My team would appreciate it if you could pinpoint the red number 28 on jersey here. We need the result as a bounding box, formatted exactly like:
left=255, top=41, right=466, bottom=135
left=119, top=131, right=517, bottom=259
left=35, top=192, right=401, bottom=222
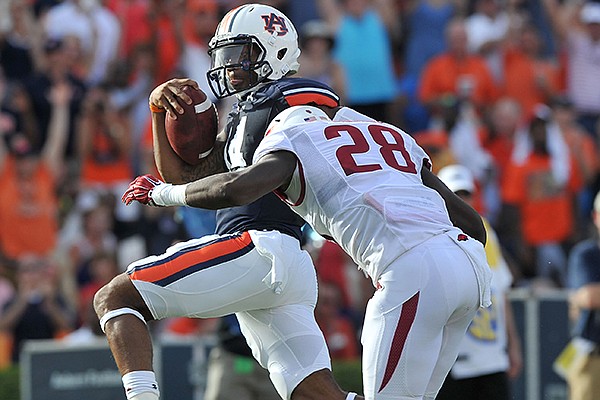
left=324, top=124, right=417, bottom=176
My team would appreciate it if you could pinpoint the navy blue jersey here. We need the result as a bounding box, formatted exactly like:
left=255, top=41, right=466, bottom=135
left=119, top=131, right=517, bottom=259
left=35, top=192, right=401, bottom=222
left=215, top=77, right=340, bottom=240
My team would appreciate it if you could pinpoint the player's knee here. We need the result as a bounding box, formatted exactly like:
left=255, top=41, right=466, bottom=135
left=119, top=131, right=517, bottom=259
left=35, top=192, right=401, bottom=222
left=93, top=275, right=121, bottom=317
left=93, top=281, right=111, bottom=319
left=93, top=274, right=148, bottom=324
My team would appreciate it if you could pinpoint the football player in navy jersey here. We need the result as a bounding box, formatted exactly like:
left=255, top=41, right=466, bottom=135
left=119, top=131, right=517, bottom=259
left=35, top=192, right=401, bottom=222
left=94, top=4, right=361, bottom=400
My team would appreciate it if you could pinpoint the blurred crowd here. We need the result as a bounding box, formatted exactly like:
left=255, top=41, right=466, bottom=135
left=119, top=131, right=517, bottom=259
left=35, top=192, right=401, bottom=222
left=0, top=0, right=599, bottom=371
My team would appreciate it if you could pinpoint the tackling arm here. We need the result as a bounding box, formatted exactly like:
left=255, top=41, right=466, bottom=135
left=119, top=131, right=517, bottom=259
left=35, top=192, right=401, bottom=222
left=122, top=151, right=297, bottom=209
left=421, top=166, right=487, bottom=245
left=184, top=151, right=297, bottom=209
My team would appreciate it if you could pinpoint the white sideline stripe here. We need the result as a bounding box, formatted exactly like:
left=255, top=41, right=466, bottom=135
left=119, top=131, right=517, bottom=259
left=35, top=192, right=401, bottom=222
left=195, top=99, right=213, bottom=114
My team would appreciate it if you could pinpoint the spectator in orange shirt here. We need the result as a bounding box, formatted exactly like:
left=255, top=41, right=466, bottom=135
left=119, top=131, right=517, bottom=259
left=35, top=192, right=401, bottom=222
left=315, top=281, right=359, bottom=361
left=501, top=24, right=561, bottom=119
left=77, top=85, right=141, bottom=234
left=0, top=81, right=70, bottom=261
left=78, top=85, right=133, bottom=191
left=418, top=18, right=499, bottom=125
left=481, top=97, right=524, bottom=186
left=106, top=0, right=185, bottom=86
left=480, top=97, right=525, bottom=224
left=501, top=106, right=581, bottom=287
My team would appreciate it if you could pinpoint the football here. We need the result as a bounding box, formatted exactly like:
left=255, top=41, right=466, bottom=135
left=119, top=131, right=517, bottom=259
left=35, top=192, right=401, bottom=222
left=164, top=86, right=218, bottom=165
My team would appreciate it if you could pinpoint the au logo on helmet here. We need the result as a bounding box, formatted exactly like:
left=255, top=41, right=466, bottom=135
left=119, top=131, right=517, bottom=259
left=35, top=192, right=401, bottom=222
left=261, top=13, right=288, bottom=36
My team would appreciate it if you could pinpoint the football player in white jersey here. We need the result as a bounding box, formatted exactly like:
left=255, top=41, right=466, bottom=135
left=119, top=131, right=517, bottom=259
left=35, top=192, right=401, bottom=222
left=123, top=105, right=492, bottom=399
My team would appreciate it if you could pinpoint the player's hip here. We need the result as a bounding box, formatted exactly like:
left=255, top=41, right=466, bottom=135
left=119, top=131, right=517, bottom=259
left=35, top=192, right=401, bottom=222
left=372, top=230, right=487, bottom=307
left=126, top=230, right=317, bottom=319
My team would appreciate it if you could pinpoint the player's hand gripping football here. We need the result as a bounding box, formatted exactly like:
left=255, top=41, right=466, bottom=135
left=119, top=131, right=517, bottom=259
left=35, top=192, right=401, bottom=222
left=148, top=78, right=199, bottom=117
left=122, top=174, right=165, bottom=206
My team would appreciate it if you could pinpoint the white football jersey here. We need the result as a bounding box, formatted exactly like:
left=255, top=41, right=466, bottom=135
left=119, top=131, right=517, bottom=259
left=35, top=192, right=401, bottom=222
left=254, top=108, right=456, bottom=282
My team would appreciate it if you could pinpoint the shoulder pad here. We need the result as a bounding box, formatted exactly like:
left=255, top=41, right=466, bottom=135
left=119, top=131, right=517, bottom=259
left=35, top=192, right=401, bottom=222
left=256, top=78, right=340, bottom=108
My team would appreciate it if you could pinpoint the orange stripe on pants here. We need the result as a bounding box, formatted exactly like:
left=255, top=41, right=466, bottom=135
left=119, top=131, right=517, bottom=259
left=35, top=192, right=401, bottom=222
left=129, top=232, right=253, bottom=284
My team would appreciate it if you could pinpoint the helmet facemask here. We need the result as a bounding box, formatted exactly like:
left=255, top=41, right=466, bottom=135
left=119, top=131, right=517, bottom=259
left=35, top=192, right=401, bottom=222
left=207, top=35, right=273, bottom=99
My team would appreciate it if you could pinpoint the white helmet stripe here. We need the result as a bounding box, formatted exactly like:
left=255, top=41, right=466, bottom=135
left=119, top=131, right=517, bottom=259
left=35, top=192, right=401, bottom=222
left=223, top=5, right=246, bottom=34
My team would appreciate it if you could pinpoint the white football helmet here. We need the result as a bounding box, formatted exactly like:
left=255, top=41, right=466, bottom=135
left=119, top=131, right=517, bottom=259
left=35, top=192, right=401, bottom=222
left=267, top=105, right=331, bottom=134
left=207, top=4, right=301, bottom=99
left=437, top=164, right=476, bottom=194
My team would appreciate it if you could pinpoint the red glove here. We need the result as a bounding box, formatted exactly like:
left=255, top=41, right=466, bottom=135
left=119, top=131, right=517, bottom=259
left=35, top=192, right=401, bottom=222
left=122, top=174, right=164, bottom=206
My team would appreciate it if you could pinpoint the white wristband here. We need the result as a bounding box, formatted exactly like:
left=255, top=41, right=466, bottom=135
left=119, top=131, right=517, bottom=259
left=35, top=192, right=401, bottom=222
left=151, top=183, right=188, bottom=206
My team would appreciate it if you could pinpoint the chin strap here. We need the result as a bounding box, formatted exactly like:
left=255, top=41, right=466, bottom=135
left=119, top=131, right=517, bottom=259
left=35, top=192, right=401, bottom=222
left=346, top=393, right=357, bottom=400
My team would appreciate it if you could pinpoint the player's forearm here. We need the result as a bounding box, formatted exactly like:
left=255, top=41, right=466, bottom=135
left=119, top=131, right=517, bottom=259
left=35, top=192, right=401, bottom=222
left=149, top=170, right=266, bottom=209
left=184, top=172, right=260, bottom=209
left=150, top=152, right=294, bottom=209
left=183, top=153, right=294, bottom=208
left=152, top=111, right=187, bottom=181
